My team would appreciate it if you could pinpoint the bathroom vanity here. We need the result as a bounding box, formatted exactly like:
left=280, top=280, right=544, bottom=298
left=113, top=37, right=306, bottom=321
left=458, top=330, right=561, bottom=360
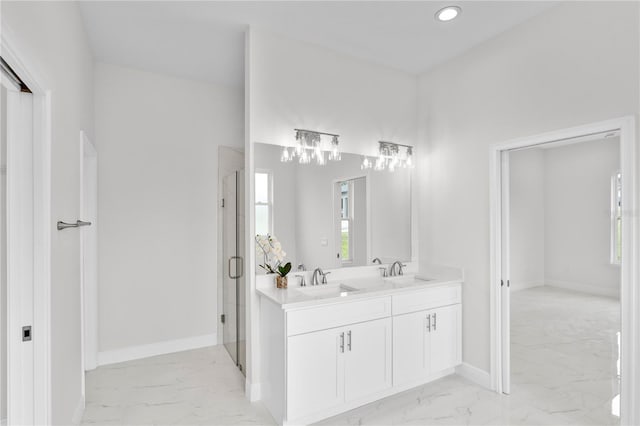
left=257, top=272, right=462, bottom=425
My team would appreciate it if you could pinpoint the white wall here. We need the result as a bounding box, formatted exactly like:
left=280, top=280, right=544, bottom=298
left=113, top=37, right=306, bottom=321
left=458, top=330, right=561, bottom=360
left=418, top=2, right=639, bottom=373
left=249, top=29, right=418, bottom=156
left=509, top=138, right=621, bottom=296
left=95, top=63, right=243, bottom=354
left=544, top=138, right=621, bottom=296
left=509, top=148, right=545, bottom=291
left=2, top=2, right=95, bottom=423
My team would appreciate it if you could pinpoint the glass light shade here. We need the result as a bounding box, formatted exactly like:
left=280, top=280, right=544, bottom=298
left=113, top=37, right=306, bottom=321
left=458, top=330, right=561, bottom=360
left=329, top=136, right=341, bottom=161
left=280, top=147, right=292, bottom=162
left=295, top=132, right=303, bottom=155
left=361, top=156, right=372, bottom=170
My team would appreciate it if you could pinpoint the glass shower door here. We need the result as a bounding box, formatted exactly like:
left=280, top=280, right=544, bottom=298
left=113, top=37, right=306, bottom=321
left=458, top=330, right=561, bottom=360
left=222, top=170, right=245, bottom=374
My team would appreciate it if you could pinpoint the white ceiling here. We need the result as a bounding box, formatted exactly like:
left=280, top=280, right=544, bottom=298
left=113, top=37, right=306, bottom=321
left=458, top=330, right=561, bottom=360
left=79, top=1, right=557, bottom=88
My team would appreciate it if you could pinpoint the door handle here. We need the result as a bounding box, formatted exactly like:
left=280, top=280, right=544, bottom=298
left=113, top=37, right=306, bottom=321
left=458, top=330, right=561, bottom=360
left=426, top=314, right=431, bottom=332
left=340, top=332, right=345, bottom=353
left=57, top=219, right=92, bottom=230
left=228, top=256, right=243, bottom=279
left=432, top=313, right=437, bottom=331
left=347, top=330, right=352, bottom=351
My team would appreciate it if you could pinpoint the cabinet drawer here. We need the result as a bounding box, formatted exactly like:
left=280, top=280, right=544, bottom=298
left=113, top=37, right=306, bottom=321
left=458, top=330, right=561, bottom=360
left=287, top=297, right=391, bottom=336
left=392, top=284, right=461, bottom=315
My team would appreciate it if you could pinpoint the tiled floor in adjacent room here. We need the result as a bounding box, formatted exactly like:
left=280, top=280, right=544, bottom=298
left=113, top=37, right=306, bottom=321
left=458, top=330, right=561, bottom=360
left=82, top=286, right=620, bottom=425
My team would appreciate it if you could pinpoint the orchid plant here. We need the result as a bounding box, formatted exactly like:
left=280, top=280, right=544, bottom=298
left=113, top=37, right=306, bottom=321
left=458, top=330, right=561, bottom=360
left=255, top=234, right=292, bottom=277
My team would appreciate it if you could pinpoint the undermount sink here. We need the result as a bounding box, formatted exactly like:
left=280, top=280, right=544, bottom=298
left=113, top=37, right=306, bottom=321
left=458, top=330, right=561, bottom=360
left=384, top=274, right=432, bottom=285
left=296, top=283, right=360, bottom=297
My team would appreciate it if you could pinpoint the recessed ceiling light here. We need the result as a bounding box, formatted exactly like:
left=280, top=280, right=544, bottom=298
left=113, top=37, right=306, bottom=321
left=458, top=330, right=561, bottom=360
left=435, top=6, right=461, bottom=22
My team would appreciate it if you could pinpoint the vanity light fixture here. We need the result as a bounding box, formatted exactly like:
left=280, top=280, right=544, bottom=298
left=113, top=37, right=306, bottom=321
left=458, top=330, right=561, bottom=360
left=281, top=129, right=342, bottom=166
left=362, top=141, right=415, bottom=172
left=435, top=5, right=461, bottom=22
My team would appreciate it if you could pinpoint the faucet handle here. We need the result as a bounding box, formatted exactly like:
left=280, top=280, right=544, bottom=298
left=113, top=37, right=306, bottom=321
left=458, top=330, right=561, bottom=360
left=400, top=263, right=407, bottom=275
left=379, top=267, right=388, bottom=277
left=296, top=274, right=306, bottom=287
left=322, top=271, right=331, bottom=284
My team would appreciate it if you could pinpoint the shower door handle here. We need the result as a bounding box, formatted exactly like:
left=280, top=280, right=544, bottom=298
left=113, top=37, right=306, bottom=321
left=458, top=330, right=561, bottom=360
left=228, top=256, right=243, bottom=279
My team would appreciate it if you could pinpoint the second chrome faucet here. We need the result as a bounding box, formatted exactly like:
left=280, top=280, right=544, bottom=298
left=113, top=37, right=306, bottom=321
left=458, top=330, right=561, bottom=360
left=311, top=267, right=331, bottom=285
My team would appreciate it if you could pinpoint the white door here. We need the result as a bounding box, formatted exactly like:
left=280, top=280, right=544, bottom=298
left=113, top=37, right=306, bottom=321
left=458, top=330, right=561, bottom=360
left=344, top=317, right=392, bottom=402
left=393, top=310, right=429, bottom=386
left=287, top=328, right=344, bottom=420
left=500, top=151, right=511, bottom=394
left=428, top=304, right=461, bottom=373
left=5, top=85, right=35, bottom=424
left=80, top=132, right=98, bottom=376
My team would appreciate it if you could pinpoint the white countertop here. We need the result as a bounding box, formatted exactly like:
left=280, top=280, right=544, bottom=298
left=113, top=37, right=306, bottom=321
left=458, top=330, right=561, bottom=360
left=257, top=268, right=463, bottom=309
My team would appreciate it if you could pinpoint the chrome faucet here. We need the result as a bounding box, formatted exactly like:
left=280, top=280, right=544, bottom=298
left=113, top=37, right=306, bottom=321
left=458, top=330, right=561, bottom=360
left=372, top=257, right=382, bottom=265
left=312, top=268, right=331, bottom=285
left=389, top=260, right=406, bottom=276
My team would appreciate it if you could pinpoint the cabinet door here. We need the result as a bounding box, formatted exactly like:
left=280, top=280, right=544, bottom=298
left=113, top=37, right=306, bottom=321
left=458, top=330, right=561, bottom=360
left=287, top=328, right=345, bottom=420
left=428, top=304, right=461, bottom=373
left=393, top=310, right=429, bottom=386
left=344, top=317, right=392, bottom=402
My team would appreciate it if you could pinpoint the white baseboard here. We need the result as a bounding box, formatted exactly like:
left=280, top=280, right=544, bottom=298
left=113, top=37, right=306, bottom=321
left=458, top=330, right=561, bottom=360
left=246, top=378, right=261, bottom=402
left=546, top=280, right=619, bottom=298
left=510, top=280, right=544, bottom=292
left=97, top=333, right=217, bottom=366
left=71, top=394, right=85, bottom=425
left=456, top=362, right=492, bottom=389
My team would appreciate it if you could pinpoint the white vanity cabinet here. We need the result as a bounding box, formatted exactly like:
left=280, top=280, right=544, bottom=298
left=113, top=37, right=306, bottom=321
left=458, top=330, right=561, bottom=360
left=393, top=304, right=461, bottom=387
left=287, top=317, right=392, bottom=420
left=392, top=284, right=462, bottom=387
left=258, top=280, right=462, bottom=426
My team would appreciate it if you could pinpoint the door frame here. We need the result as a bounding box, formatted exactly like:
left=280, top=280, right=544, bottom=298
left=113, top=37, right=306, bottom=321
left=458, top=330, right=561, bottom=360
left=1, top=28, right=53, bottom=425
left=489, top=116, right=638, bottom=424
left=80, top=131, right=98, bottom=378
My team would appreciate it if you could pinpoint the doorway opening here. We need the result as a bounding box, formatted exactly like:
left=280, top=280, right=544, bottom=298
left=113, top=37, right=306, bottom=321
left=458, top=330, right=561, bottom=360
left=218, top=147, right=246, bottom=375
left=508, top=133, right=621, bottom=424
left=490, top=117, right=638, bottom=425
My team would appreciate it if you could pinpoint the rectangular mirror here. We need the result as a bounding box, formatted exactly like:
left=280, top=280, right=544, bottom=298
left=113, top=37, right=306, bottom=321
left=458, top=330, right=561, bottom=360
left=254, top=142, right=411, bottom=271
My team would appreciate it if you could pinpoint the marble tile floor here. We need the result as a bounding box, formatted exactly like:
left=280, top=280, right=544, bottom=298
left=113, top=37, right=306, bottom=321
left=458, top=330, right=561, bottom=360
left=82, top=286, right=620, bottom=425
